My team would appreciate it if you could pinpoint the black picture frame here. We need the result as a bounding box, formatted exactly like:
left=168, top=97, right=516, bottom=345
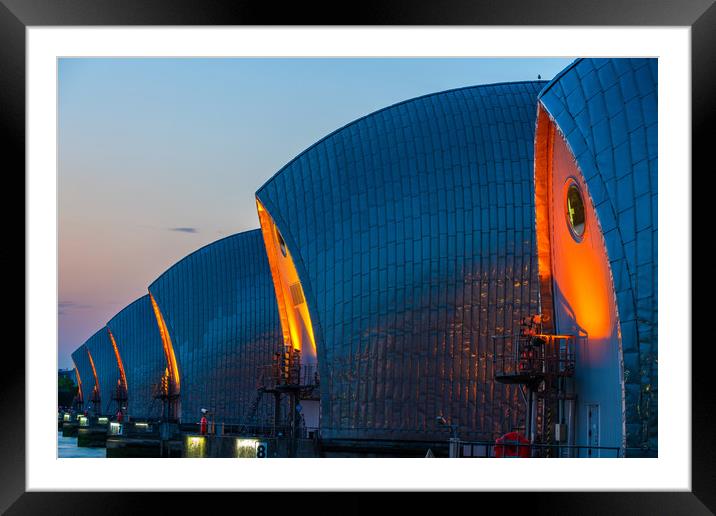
left=4, top=0, right=712, bottom=512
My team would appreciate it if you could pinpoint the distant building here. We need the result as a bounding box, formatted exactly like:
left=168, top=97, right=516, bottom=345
left=58, top=368, right=78, bottom=408
left=58, top=368, right=75, bottom=380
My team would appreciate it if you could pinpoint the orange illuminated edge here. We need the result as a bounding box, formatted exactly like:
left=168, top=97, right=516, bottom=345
left=86, top=347, right=100, bottom=398
left=72, top=360, right=83, bottom=402
left=533, top=104, right=556, bottom=332
left=107, top=328, right=128, bottom=391
left=256, top=198, right=317, bottom=357
left=535, top=103, right=623, bottom=342
left=149, top=292, right=180, bottom=391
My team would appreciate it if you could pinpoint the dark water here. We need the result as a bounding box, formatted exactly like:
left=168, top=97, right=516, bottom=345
left=58, top=431, right=106, bottom=458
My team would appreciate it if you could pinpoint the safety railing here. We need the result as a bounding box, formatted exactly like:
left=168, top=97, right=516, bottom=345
left=179, top=421, right=292, bottom=437
left=256, top=363, right=320, bottom=390
left=458, top=440, right=622, bottom=458
left=492, top=333, right=580, bottom=382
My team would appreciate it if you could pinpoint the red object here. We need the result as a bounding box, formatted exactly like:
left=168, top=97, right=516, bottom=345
left=200, top=416, right=207, bottom=435
left=494, top=431, right=531, bottom=458
left=116, top=411, right=123, bottom=423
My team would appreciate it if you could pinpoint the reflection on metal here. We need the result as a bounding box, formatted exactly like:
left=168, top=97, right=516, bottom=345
left=256, top=81, right=545, bottom=441
left=533, top=109, right=557, bottom=333
left=537, top=58, right=657, bottom=455
left=107, top=328, right=128, bottom=407
left=84, top=327, right=123, bottom=416
left=72, top=361, right=84, bottom=407
left=86, top=347, right=100, bottom=406
left=534, top=109, right=622, bottom=454
left=148, top=231, right=283, bottom=426
left=107, top=329, right=127, bottom=390
left=107, top=295, right=166, bottom=420
left=149, top=293, right=180, bottom=393
left=257, top=200, right=318, bottom=364
left=535, top=113, right=618, bottom=342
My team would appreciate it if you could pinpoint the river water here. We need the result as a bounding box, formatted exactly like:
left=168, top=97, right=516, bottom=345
left=58, top=431, right=106, bottom=458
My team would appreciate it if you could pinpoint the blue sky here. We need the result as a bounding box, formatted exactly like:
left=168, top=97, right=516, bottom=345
left=58, top=57, right=574, bottom=369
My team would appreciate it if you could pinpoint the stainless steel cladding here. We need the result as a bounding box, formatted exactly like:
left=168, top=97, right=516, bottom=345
left=83, top=327, right=120, bottom=416
left=106, top=295, right=166, bottom=420
left=147, top=230, right=283, bottom=426
left=71, top=344, right=93, bottom=412
left=256, top=82, right=546, bottom=442
left=537, top=59, right=657, bottom=455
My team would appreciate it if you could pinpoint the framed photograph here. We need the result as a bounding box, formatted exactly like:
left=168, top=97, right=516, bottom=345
left=5, top=0, right=712, bottom=511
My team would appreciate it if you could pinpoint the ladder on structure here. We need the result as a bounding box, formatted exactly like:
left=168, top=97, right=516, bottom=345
left=492, top=314, right=582, bottom=456
left=238, top=388, right=265, bottom=434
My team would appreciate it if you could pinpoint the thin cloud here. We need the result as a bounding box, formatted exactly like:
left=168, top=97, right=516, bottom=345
left=168, top=227, right=199, bottom=234
left=58, top=301, right=92, bottom=316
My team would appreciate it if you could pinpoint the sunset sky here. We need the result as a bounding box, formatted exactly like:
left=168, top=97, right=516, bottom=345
left=58, top=57, right=574, bottom=369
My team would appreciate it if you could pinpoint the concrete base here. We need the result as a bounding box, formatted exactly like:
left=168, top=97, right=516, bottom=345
left=319, top=439, right=450, bottom=457
left=106, top=436, right=162, bottom=458
left=274, top=437, right=318, bottom=458
left=77, top=425, right=108, bottom=448
left=62, top=421, right=79, bottom=437
left=181, top=434, right=318, bottom=458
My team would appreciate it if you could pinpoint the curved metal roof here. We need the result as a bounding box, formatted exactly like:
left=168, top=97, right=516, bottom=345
left=83, top=327, right=119, bottom=416
left=538, top=58, right=658, bottom=454
left=256, top=81, right=545, bottom=441
left=106, top=295, right=166, bottom=420
left=70, top=344, right=93, bottom=410
left=147, top=229, right=282, bottom=425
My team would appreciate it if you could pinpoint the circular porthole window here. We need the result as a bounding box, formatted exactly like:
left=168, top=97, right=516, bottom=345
left=565, top=181, right=586, bottom=240
left=276, top=228, right=288, bottom=257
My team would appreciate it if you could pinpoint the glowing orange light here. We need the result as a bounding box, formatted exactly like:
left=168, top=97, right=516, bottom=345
left=86, top=347, right=100, bottom=398
left=534, top=105, right=617, bottom=342
left=533, top=106, right=556, bottom=332
left=107, top=328, right=128, bottom=391
left=149, top=292, right=180, bottom=391
left=72, top=361, right=83, bottom=402
left=256, top=199, right=317, bottom=362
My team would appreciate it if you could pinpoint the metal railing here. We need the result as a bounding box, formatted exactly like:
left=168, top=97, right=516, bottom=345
left=492, top=333, right=580, bottom=381
left=458, top=440, right=622, bottom=458
left=256, top=363, right=319, bottom=390
left=181, top=421, right=293, bottom=439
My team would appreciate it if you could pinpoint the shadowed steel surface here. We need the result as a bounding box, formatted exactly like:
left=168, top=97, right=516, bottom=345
left=537, top=58, right=657, bottom=454
left=71, top=344, right=93, bottom=412
left=257, top=81, right=545, bottom=441
left=84, top=327, right=121, bottom=416
left=148, top=230, right=283, bottom=425
left=106, top=295, right=166, bottom=420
